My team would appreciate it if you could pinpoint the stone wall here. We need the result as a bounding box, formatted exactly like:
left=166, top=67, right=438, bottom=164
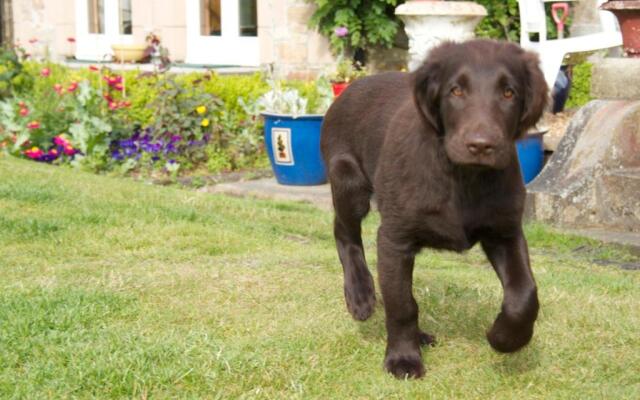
left=11, top=0, right=75, bottom=60
left=258, top=0, right=335, bottom=79
left=8, top=0, right=336, bottom=77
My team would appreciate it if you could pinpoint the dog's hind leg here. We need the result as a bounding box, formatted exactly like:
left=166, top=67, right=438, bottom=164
left=328, top=154, right=376, bottom=321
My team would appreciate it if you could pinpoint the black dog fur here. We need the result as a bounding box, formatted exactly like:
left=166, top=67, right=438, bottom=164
left=320, top=39, right=548, bottom=379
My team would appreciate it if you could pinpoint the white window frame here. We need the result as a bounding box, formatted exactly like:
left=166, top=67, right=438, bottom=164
left=75, top=0, right=134, bottom=61
left=185, top=0, right=260, bottom=66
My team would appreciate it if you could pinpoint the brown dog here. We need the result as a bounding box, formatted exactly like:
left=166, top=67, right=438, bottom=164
left=320, top=39, right=548, bottom=378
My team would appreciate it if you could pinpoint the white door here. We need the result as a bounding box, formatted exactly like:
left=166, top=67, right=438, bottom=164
left=186, top=0, right=259, bottom=66
left=75, top=0, right=134, bottom=61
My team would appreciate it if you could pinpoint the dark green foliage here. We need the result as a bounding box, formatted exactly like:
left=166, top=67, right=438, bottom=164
left=308, top=0, right=402, bottom=54
left=474, top=0, right=521, bottom=41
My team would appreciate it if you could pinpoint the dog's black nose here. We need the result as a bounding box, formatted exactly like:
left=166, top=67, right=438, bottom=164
left=466, top=136, right=495, bottom=156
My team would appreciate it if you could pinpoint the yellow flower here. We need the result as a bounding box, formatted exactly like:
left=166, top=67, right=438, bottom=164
left=201, top=118, right=210, bottom=127
left=196, top=105, right=207, bottom=115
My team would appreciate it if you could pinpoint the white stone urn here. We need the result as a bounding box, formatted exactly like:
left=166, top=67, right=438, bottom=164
left=396, top=1, right=487, bottom=70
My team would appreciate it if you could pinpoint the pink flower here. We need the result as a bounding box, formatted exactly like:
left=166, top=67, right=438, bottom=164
left=49, top=148, right=59, bottom=156
left=28, top=38, right=38, bottom=44
left=53, top=135, right=69, bottom=147
left=18, top=101, right=25, bottom=107
left=113, top=83, right=124, bottom=91
left=53, top=83, right=63, bottom=94
left=40, top=68, right=51, bottom=77
left=19, top=108, right=29, bottom=117
left=27, top=121, right=41, bottom=130
left=67, top=81, right=78, bottom=92
left=108, top=102, right=118, bottom=110
left=334, top=26, right=348, bottom=37
left=25, top=146, right=44, bottom=159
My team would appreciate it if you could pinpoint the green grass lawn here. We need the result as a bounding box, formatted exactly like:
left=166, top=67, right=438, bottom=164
left=1, top=156, right=639, bottom=399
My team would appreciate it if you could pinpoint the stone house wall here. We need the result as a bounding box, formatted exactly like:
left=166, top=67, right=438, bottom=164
left=9, top=0, right=336, bottom=77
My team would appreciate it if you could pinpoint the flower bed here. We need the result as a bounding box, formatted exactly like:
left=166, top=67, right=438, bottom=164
left=0, top=47, right=328, bottom=179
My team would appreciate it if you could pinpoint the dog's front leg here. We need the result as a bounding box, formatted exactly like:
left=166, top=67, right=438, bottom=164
left=482, top=229, right=539, bottom=353
left=377, top=228, right=426, bottom=378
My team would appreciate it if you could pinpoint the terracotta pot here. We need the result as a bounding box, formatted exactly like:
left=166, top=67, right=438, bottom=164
left=331, top=82, right=349, bottom=97
left=601, top=0, right=640, bottom=57
left=111, top=44, right=147, bottom=62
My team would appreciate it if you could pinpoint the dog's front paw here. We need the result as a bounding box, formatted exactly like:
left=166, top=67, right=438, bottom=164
left=487, top=312, right=534, bottom=353
left=344, top=275, right=376, bottom=321
left=384, top=348, right=425, bottom=379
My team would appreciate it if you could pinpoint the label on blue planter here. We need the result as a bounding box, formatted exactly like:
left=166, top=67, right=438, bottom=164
left=272, top=127, right=294, bottom=166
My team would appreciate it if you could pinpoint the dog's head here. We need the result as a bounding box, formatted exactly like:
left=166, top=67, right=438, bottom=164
left=413, top=40, right=548, bottom=169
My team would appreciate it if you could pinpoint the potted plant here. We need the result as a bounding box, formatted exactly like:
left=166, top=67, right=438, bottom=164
left=329, top=57, right=367, bottom=97
left=600, top=0, right=640, bottom=57
left=250, top=80, right=332, bottom=186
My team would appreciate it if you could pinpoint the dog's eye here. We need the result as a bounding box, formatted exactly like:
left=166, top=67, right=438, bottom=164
left=503, top=88, right=515, bottom=99
left=451, top=87, right=463, bottom=97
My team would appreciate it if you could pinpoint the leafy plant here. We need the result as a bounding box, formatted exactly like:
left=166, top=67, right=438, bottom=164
left=0, top=46, right=33, bottom=99
left=474, top=0, right=521, bottom=41
left=308, top=0, right=402, bottom=56
left=329, top=57, right=367, bottom=83
left=566, top=62, right=592, bottom=109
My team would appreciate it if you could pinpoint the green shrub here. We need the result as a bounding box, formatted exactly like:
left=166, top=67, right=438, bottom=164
left=474, top=0, right=521, bottom=41
left=0, top=46, right=33, bottom=99
left=308, top=0, right=402, bottom=55
left=566, top=62, right=592, bottom=109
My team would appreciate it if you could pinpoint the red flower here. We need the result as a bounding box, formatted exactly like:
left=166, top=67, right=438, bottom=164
left=89, top=65, right=99, bottom=72
left=113, top=83, right=124, bottom=91
left=40, top=68, right=51, bottom=77
left=67, top=81, right=78, bottom=92
left=19, top=108, right=29, bottom=117
left=103, top=93, right=114, bottom=103
left=108, top=102, right=119, bottom=110
left=67, top=37, right=76, bottom=43
left=27, top=121, right=41, bottom=130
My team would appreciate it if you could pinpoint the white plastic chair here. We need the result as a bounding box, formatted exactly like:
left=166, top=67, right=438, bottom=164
left=518, top=0, right=622, bottom=88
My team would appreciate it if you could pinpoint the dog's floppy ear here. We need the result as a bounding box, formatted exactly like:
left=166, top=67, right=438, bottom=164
left=413, top=57, right=443, bottom=132
left=518, top=51, right=548, bottom=136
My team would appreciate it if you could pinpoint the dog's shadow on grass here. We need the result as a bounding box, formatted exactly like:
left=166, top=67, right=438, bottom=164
left=354, top=275, right=541, bottom=374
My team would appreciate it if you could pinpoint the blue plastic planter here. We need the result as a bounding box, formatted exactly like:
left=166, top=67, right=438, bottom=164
left=516, top=133, right=544, bottom=184
left=262, top=113, right=327, bottom=186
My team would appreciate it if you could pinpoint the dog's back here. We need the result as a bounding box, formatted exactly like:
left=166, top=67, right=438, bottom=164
left=321, top=72, right=416, bottom=180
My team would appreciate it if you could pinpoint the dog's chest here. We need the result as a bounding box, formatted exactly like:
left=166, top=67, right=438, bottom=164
left=406, top=189, right=514, bottom=252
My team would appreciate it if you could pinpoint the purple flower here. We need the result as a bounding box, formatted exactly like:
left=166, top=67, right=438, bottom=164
left=334, top=26, right=348, bottom=37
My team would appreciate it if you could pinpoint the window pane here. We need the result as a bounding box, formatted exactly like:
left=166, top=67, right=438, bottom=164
left=120, top=0, right=132, bottom=34
left=88, top=0, right=104, bottom=34
left=239, top=0, right=257, bottom=37
left=201, top=0, right=221, bottom=36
